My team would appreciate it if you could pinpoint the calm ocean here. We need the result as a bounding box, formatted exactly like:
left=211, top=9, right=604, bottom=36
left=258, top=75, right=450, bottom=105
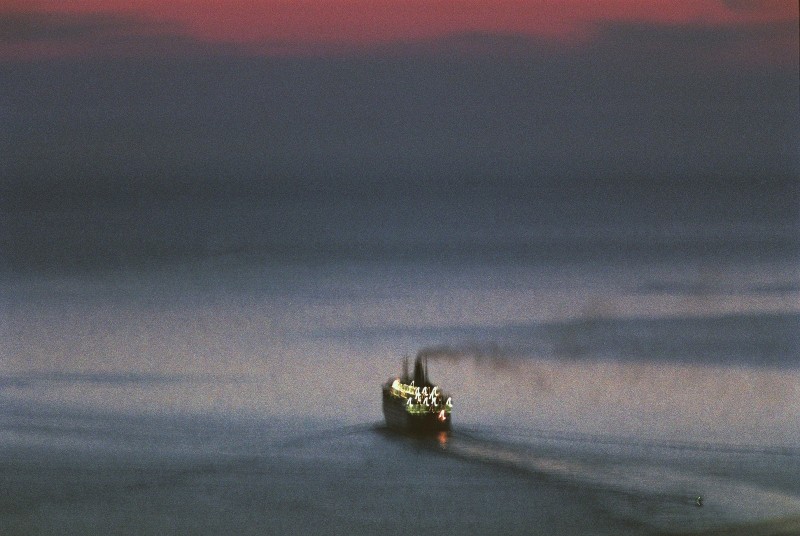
left=2, top=182, right=798, bottom=533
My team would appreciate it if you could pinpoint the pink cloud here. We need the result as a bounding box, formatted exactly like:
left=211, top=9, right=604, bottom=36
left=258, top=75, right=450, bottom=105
left=1, top=1, right=796, bottom=63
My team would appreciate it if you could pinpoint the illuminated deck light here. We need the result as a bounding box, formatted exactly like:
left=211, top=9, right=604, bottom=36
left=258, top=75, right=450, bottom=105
left=386, top=377, right=452, bottom=423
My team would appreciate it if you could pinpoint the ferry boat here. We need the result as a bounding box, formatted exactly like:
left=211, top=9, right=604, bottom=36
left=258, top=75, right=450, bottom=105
left=382, top=354, right=452, bottom=433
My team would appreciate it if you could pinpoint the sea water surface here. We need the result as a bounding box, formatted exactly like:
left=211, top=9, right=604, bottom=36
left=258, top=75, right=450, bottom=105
left=2, top=232, right=799, bottom=534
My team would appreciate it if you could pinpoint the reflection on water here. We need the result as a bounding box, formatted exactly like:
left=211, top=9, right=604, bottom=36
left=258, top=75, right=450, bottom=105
left=2, top=352, right=799, bottom=534
left=430, top=425, right=800, bottom=534
left=2, top=343, right=798, bottom=451
left=2, top=256, right=799, bottom=533
left=437, top=431, right=449, bottom=450
left=429, top=357, right=800, bottom=453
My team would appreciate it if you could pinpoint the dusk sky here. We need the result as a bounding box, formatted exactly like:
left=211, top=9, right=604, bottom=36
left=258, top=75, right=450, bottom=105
left=1, top=1, right=797, bottom=60
left=0, top=0, right=797, bottom=57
